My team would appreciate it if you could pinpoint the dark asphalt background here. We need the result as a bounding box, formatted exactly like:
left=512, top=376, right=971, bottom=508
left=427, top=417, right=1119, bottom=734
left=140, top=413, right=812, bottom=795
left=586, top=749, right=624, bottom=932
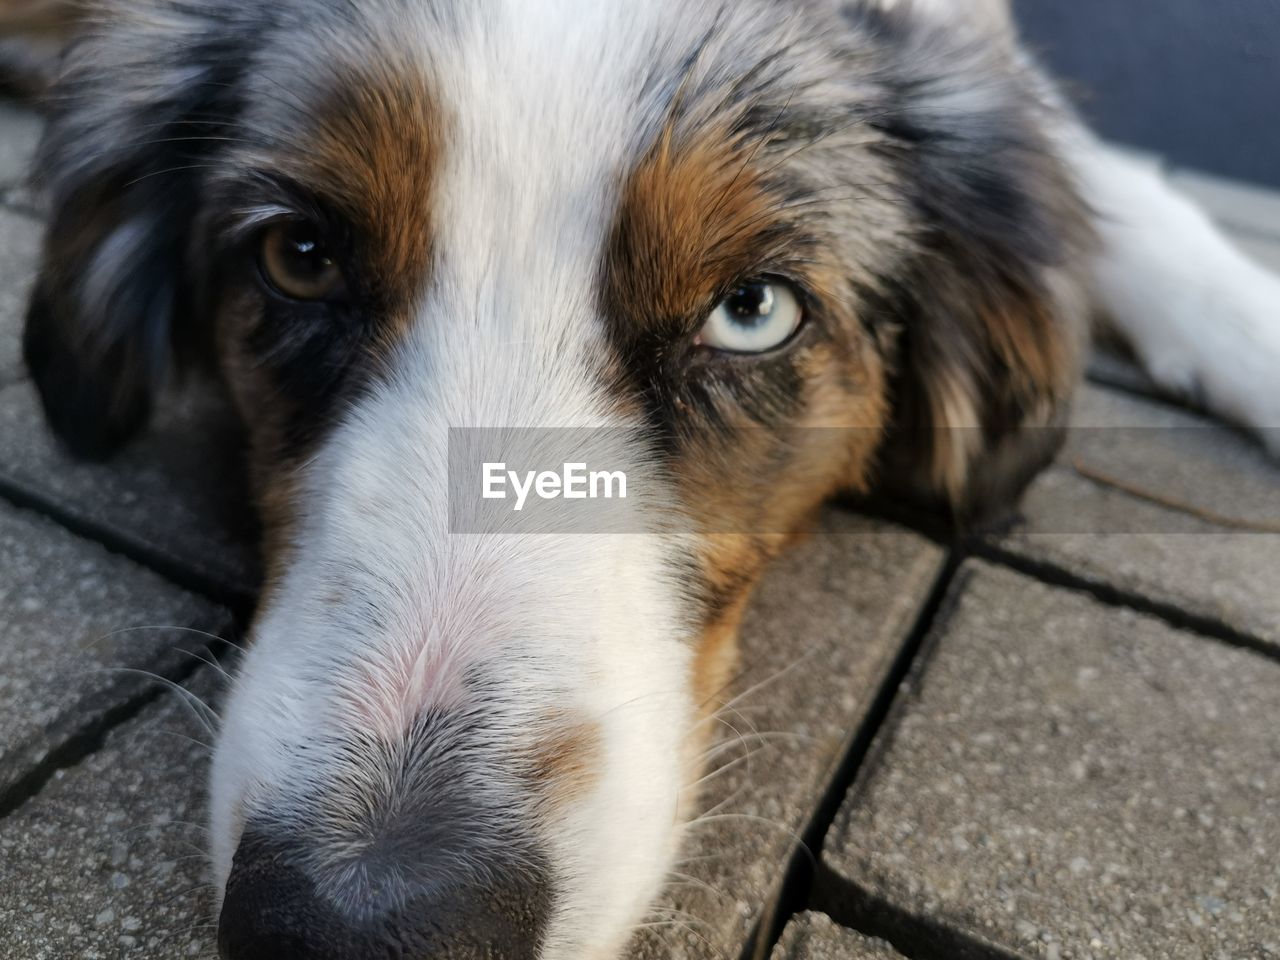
left=1015, top=0, right=1279, bottom=188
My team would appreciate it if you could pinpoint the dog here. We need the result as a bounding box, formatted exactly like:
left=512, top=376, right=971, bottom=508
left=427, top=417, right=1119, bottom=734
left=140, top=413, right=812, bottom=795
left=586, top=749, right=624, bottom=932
left=8, top=0, right=1280, bottom=956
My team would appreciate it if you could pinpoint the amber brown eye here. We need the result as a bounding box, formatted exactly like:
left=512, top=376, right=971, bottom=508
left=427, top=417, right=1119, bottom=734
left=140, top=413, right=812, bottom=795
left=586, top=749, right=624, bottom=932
left=258, top=221, right=343, bottom=300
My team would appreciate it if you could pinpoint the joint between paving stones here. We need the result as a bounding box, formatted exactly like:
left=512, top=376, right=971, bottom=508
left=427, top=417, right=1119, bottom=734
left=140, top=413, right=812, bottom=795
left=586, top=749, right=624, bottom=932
left=758, top=528, right=1280, bottom=959
left=809, top=863, right=1030, bottom=960
left=971, top=540, right=1280, bottom=665
left=0, top=473, right=257, bottom=619
left=743, top=550, right=966, bottom=960
left=0, top=649, right=224, bottom=822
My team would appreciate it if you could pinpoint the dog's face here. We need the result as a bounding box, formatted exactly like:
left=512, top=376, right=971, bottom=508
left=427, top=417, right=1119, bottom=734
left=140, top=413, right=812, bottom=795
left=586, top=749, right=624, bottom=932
left=24, top=0, right=1089, bottom=955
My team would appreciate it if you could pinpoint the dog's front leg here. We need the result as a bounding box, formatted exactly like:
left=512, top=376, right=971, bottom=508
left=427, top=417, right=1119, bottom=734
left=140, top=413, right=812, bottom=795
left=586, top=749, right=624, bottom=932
left=1064, top=129, right=1280, bottom=454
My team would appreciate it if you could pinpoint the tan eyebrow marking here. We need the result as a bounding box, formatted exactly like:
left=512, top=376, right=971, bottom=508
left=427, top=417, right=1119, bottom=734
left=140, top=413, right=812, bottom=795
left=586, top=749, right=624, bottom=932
left=231, top=57, right=446, bottom=321
left=606, top=118, right=783, bottom=329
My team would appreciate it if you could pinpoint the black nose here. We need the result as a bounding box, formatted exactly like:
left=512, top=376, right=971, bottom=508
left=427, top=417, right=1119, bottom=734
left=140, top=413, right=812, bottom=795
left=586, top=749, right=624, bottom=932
left=217, top=829, right=549, bottom=960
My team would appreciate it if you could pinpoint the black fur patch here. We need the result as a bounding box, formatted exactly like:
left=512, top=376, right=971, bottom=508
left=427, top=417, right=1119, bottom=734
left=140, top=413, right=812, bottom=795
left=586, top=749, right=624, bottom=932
left=24, top=2, right=268, bottom=458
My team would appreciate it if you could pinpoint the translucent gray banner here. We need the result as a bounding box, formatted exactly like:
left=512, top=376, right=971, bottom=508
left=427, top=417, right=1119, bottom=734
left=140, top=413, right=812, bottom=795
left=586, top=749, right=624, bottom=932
left=446, top=426, right=1279, bottom=535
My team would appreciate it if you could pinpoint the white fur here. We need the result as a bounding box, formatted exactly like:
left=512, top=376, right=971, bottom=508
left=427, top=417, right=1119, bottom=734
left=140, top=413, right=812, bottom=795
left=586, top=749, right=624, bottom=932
left=212, top=1, right=709, bottom=956
left=1064, top=131, right=1280, bottom=450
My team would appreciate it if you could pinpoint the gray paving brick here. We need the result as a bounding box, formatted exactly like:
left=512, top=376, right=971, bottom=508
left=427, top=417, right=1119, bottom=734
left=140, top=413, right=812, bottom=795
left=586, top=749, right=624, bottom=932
left=628, top=510, right=945, bottom=959
left=0, top=669, right=221, bottom=959
left=1170, top=167, right=1280, bottom=242
left=0, top=205, right=40, bottom=386
left=772, top=913, right=906, bottom=960
left=825, top=562, right=1280, bottom=960
left=0, top=379, right=260, bottom=600
left=992, top=382, right=1280, bottom=651
left=0, top=499, right=229, bottom=799
left=0, top=99, right=41, bottom=191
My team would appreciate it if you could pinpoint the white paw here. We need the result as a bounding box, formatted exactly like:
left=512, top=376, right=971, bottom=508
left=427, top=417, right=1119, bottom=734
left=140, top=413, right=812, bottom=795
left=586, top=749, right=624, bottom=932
left=1138, top=257, right=1280, bottom=457
left=1191, top=263, right=1280, bottom=454
left=1073, top=138, right=1280, bottom=458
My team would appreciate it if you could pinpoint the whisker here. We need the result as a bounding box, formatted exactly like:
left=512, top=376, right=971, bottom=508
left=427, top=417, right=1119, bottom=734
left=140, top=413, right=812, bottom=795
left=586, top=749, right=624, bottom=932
left=684, top=812, right=817, bottom=871
left=705, top=81, right=803, bottom=226
left=122, top=162, right=221, bottom=187
left=633, top=908, right=724, bottom=956
left=699, top=728, right=821, bottom=767
left=116, top=819, right=209, bottom=848
left=703, top=641, right=824, bottom=715
left=148, top=728, right=215, bottom=754
left=689, top=743, right=785, bottom=790
left=99, top=668, right=220, bottom=733
left=663, top=870, right=736, bottom=907
left=81, top=624, right=236, bottom=654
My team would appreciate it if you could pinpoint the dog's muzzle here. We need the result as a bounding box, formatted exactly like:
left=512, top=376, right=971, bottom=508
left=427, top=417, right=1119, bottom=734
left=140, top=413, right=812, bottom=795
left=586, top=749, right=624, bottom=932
left=216, top=825, right=550, bottom=959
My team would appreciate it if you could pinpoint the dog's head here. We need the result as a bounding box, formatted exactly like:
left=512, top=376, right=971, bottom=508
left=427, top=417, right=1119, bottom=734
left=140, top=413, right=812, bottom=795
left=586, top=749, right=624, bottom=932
left=25, top=0, right=1089, bottom=955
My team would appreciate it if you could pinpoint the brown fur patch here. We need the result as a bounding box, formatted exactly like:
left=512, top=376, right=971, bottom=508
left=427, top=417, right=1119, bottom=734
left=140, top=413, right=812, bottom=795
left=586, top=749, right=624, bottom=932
left=604, top=111, right=896, bottom=736
left=607, top=120, right=795, bottom=334
left=262, top=62, right=442, bottom=316
left=688, top=565, right=756, bottom=712
left=528, top=713, right=604, bottom=809
left=884, top=252, right=1091, bottom=514
left=682, top=352, right=890, bottom=715
left=210, top=287, right=303, bottom=605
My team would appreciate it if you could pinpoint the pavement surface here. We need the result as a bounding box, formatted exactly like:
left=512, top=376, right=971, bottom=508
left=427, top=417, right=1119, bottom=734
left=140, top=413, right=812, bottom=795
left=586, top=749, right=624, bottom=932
left=0, top=96, right=1278, bottom=960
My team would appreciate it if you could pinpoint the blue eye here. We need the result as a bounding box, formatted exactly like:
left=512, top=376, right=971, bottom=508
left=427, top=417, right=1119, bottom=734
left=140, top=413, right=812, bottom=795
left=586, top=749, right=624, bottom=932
left=699, top=280, right=803, bottom=353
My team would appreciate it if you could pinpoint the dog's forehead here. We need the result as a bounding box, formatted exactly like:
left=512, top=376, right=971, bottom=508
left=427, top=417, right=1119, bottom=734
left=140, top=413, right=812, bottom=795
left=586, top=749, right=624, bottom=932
left=234, top=0, right=810, bottom=281
left=211, top=0, right=884, bottom=462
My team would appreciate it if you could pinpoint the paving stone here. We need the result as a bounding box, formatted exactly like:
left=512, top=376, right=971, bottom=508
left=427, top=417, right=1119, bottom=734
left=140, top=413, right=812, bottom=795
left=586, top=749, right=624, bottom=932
left=992, top=382, right=1280, bottom=651
left=824, top=561, right=1280, bottom=960
left=772, top=912, right=906, bottom=960
left=628, top=510, right=945, bottom=959
left=0, top=499, right=230, bottom=799
left=0, top=669, right=222, bottom=959
left=0, top=378, right=261, bottom=601
left=1170, top=167, right=1280, bottom=242
left=0, top=99, right=41, bottom=190
left=0, top=205, right=40, bottom=386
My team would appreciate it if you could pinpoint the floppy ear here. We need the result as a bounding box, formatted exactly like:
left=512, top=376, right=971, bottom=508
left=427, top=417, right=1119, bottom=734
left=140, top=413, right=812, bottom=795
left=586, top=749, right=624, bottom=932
left=22, top=1, right=252, bottom=459
left=862, top=6, right=1093, bottom=523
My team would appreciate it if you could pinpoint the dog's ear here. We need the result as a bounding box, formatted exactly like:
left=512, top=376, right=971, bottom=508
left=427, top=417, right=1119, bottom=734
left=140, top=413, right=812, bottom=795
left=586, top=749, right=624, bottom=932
left=22, top=2, right=251, bottom=459
left=862, top=5, right=1093, bottom=525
